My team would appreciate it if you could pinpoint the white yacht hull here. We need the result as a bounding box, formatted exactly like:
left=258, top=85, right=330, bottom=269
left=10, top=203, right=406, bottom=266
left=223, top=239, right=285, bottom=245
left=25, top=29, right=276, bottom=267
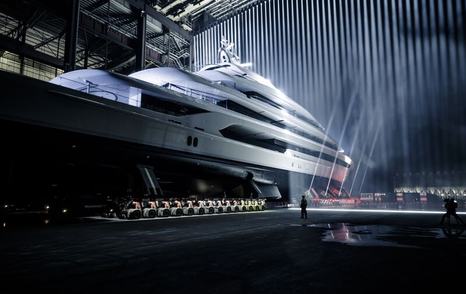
left=0, top=70, right=350, bottom=201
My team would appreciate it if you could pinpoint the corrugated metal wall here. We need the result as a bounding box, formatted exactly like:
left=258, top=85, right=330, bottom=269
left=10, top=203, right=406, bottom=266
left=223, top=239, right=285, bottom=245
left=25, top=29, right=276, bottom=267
left=192, top=0, right=466, bottom=194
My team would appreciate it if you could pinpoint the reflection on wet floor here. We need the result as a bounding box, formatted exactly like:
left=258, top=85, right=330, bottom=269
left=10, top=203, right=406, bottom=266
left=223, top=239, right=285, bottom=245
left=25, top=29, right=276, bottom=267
left=291, top=222, right=466, bottom=248
left=319, top=223, right=416, bottom=248
left=0, top=216, right=58, bottom=229
left=440, top=226, right=466, bottom=239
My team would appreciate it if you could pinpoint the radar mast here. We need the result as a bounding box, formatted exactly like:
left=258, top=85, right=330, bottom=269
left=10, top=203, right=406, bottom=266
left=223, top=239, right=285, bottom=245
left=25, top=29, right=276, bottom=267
left=218, top=38, right=241, bottom=64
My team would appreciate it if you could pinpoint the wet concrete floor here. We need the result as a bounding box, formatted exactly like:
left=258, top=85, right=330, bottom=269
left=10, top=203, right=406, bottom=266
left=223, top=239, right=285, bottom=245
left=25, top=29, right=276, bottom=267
left=1, top=209, right=465, bottom=293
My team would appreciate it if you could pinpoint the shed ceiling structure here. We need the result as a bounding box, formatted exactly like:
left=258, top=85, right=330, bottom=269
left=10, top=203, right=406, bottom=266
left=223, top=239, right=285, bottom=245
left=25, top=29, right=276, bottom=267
left=0, top=0, right=257, bottom=78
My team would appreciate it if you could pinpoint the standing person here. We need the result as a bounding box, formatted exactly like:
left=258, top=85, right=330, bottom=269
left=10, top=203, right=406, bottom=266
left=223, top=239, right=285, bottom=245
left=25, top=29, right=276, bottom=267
left=441, top=198, right=465, bottom=226
left=300, top=195, right=308, bottom=219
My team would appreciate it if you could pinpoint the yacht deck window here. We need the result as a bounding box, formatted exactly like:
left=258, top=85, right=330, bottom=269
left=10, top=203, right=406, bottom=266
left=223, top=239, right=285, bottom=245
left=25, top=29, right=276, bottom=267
left=217, top=100, right=337, bottom=150
left=217, top=100, right=287, bottom=128
left=163, top=83, right=225, bottom=105
left=141, top=94, right=208, bottom=116
left=243, top=91, right=324, bottom=131
left=244, top=91, right=283, bottom=110
left=220, top=127, right=348, bottom=168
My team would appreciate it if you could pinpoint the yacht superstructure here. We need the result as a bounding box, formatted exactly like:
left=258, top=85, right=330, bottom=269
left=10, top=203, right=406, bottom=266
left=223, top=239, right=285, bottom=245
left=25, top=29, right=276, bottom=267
left=0, top=41, right=351, bottom=202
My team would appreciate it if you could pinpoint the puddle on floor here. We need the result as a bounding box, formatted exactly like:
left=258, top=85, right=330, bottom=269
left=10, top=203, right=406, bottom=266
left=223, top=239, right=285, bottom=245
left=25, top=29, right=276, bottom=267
left=319, top=223, right=417, bottom=248
left=436, top=226, right=466, bottom=239
left=290, top=222, right=466, bottom=248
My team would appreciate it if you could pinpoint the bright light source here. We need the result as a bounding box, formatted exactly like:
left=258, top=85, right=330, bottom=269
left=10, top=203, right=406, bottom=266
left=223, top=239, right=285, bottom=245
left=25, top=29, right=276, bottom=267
left=62, top=209, right=68, bottom=213
left=45, top=205, right=50, bottom=210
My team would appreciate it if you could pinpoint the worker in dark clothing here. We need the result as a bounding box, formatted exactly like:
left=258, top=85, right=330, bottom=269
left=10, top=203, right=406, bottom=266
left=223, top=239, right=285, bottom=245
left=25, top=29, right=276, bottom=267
left=300, top=195, right=308, bottom=219
left=441, top=198, right=464, bottom=226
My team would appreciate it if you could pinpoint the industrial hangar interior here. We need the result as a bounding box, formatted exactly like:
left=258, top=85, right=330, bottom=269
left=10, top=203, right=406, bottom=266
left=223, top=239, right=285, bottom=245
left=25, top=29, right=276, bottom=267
left=1, top=0, right=466, bottom=293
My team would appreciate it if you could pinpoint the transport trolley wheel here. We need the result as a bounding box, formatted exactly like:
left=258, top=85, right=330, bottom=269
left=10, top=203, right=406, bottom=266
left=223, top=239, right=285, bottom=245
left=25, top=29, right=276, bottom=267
left=255, top=206, right=260, bottom=211
left=217, top=207, right=224, bottom=213
left=158, top=208, right=170, bottom=217
left=234, top=206, right=240, bottom=212
left=198, top=208, right=205, bottom=215
left=148, top=209, right=156, bottom=218
left=208, top=207, right=214, bottom=214
left=226, top=206, right=232, bottom=213
left=248, top=206, right=254, bottom=212
left=129, top=210, right=141, bottom=219
left=242, top=206, right=247, bottom=212
left=187, top=208, right=194, bottom=215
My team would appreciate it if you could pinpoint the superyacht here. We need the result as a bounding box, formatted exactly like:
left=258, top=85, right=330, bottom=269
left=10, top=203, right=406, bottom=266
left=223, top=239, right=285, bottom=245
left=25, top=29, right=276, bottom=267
left=0, top=41, right=351, bottom=201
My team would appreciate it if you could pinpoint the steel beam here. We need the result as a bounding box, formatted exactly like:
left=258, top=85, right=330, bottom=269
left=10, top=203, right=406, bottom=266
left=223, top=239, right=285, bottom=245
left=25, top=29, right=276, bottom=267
left=33, top=31, right=65, bottom=49
left=64, top=0, right=80, bottom=72
left=85, top=0, right=109, bottom=12
left=135, top=8, right=146, bottom=71
left=19, top=25, right=27, bottom=74
left=0, top=34, right=64, bottom=69
left=127, top=0, right=191, bottom=40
